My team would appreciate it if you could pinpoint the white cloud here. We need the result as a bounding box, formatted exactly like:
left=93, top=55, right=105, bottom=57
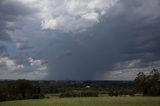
left=82, top=12, right=99, bottom=22
left=29, top=57, right=42, bottom=66
left=105, top=68, right=149, bottom=80
left=105, top=60, right=160, bottom=80
left=42, top=19, right=57, bottom=30
left=0, top=57, right=24, bottom=73
left=0, top=57, right=48, bottom=80
left=114, top=59, right=142, bottom=69
left=16, top=0, right=118, bottom=32
left=28, top=57, right=47, bottom=71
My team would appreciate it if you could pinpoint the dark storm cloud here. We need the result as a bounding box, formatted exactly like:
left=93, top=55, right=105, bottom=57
left=1, top=0, right=160, bottom=80
left=0, top=0, right=33, bottom=19
left=0, top=44, right=7, bottom=56
left=0, top=0, right=35, bottom=56
left=111, top=0, right=160, bottom=62
left=40, top=0, right=160, bottom=80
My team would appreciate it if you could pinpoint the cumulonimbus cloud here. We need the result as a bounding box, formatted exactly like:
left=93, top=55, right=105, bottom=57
left=16, top=0, right=119, bottom=32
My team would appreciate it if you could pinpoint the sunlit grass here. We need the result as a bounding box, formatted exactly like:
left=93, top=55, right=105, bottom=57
left=0, top=96, right=160, bottom=106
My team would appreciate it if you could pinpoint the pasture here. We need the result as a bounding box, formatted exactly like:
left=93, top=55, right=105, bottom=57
left=0, top=96, right=160, bottom=106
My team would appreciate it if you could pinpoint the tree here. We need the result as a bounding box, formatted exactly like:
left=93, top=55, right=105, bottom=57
left=0, top=79, right=44, bottom=101
left=16, top=79, right=34, bottom=98
left=134, top=69, right=160, bottom=96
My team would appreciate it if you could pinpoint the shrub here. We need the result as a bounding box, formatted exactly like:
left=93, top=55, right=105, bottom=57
left=32, top=93, right=45, bottom=99
left=60, top=90, right=98, bottom=97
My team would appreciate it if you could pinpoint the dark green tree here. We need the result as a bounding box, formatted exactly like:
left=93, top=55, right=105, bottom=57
left=134, top=69, right=160, bottom=96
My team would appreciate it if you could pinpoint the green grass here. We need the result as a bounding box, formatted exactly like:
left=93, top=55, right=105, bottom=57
left=0, top=97, right=160, bottom=106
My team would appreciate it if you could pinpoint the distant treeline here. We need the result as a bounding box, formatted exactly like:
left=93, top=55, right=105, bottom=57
left=0, top=69, right=159, bottom=101
left=0, top=79, right=133, bottom=101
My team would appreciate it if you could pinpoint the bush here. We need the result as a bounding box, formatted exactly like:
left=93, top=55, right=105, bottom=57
left=32, top=93, right=45, bottom=99
left=108, top=89, right=134, bottom=96
left=60, top=90, right=98, bottom=97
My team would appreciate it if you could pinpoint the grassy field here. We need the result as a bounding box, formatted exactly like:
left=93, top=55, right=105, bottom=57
left=0, top=96, right=160, bottom=106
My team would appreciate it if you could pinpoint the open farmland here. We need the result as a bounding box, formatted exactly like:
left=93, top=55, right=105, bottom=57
left=0, top=97, right=160, bottom=106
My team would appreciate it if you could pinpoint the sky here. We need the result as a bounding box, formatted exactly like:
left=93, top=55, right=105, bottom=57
left=0, top=0, right=160, bottom=80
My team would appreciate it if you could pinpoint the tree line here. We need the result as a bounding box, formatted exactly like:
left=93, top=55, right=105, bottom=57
left=0, top=69, right=159, bottom=101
